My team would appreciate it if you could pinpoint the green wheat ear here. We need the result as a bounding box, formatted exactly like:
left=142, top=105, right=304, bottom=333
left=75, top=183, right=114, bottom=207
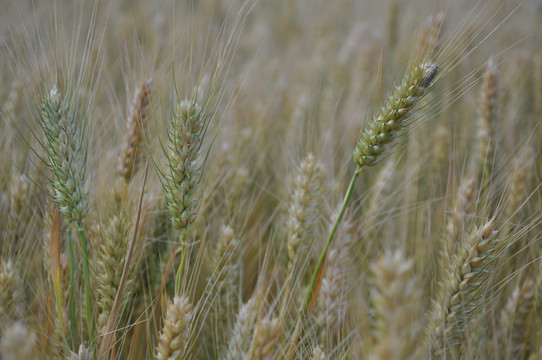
left=40, top=84, right=88, bottom=225
left=161, top=99, right=207, bottom=293
left=353, top=62, right=438, bottom=170
left=163, top=100, right=205, bottom=237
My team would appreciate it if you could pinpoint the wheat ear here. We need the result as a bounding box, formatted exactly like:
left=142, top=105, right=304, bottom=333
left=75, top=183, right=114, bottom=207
left=202, top=224, right=240, bottom=355
left=2, top=76, right=24, bottom=122
left=246, top=317, right=280, bottom=360
left=40, top=84, right=94, bottom=348
left=505, top=151, right=533, bottom=226
left=69, top=345, right=92, bottom=360
left=368, top=251, right=422, bottom=360
left=429, top=219, right=504, bottom=359
left=503, top=150, right=534, bottom=271
left=0, top=259, right=25, bottom=323
left=315, top=218, right=353, bottom=345
left=7, top=173, right=32, bottom=242
left=416, top=13, right=445, bottom=60
left=362, top=158, right=395, bottom=255
left=224, top=298, right=257, bottom=360
left=353, top=62, right=437, bottom=169
left=155, top=295, right=193, bottom=360
left=310, top=345, right=327, bottom=360
left=40, top=85, right=88, bottom=224
left=476, top=58, right=500, bottom=182
left=286, top=153, right=324, bottom=272
left=118, top=79, right=152, bottom=183
left=162, top=100, right=205, bottom=293
left=0, top=322, right=37, bottom=360
left=442, top=177, right=476, bottom=259
left=95, top=214, right=132, bottom=335
left=497, top=278, right=535, bottom=360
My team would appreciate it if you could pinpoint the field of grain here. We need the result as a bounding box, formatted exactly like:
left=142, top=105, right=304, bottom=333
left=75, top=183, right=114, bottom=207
left=1, top=0, right=542, bottom=359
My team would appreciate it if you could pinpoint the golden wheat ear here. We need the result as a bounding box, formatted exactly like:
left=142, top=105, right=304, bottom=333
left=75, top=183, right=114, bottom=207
left=428, top=219, right=507, bottom=359
left=368, top=251, right=422, bottom=359
left=224, top=298, right=257, bottom=360
left=95, top=213, right=132, bottom=336
left=155, top=295, right=194, bottom=360
left=286, top=153, right=324, bottom=273
left=118, top=79, right=153, bottom=184
left=475, top=58, right=501, bottom=184
left=247, top=316, right=280, bottom=360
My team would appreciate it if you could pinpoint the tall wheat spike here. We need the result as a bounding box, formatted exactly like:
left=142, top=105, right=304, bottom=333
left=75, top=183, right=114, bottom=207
left=429, top=220, right=504, bottom=359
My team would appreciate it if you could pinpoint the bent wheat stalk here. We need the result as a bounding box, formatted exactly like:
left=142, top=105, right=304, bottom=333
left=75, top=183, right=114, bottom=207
left=301, top=62, right=439, bottom=318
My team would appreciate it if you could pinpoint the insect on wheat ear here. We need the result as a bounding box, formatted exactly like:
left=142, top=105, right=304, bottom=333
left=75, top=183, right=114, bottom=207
left=421, top=65, right=439, bottom=88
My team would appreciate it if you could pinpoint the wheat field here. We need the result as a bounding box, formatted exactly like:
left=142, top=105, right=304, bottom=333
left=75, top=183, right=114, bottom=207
left=1, top=0, right=542, bottom=359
